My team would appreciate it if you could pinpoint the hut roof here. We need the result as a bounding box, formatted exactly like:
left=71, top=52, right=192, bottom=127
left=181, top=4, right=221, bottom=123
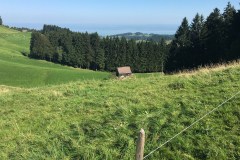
left=117, top=66, right=132, bottom=75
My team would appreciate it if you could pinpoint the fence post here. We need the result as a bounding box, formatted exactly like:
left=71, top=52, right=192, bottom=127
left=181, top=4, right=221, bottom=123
left=136, top=128, right=145, bottom=160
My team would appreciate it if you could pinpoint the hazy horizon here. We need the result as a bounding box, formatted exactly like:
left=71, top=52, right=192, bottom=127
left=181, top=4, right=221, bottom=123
left=1, top=0, right=239, bottom=35
left=6, top=23, right=178, bottom=36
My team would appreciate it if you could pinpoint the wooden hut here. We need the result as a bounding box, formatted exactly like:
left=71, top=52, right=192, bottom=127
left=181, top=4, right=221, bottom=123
left=116, top=66, right=132, bottom=77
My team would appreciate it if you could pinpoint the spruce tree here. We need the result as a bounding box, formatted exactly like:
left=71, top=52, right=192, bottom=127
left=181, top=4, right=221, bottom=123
left=205, top=8, right=224, bottom=62
left=222, top=2, right=237, bottom=59
left=138, top=42, right=147, bottom=72
left=230, top=7, right=240, bottom=59
left=82, top=32, right=93, bottom=69
left=113, top=37, right=121, bottom=68
left=126, top=40, right=132, bottom=66
left=60, top=32, right=73, bottom=65
left=190, top=14, right=205, bottom=45
left=159, top=39, right=167, bottom=72
left=190, top=13, right=206, bottom=66
left=30, top=32, right=54, bottom=60
left=90, top=33, right=100, bottom=70
left=128, top=39, right=138, bottom=72
left=72, top=33, right=84, bottom=68
left=104, top=37, right=116, bottom=71
left=119, top=37, right=127, bottom=66
left=167, top=17, right=191, bottom=71
left=55, top=46, right=63, bottom=63
left=102, top=37, right=111, bottom=71
left=175, top=17, right=191, bottom=48
left=145, top=41, right=155, bottom=72
left=0, top=16, right=2, bottom=25
left=96, top=49, right=105, bottom=70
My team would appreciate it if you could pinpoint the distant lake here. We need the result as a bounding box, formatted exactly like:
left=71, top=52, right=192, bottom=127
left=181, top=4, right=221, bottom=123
left=6, top=23, right=178, bottom=36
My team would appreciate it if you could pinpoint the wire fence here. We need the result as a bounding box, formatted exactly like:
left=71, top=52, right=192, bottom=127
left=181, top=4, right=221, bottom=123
left=143, top=90, right=240, bottom=159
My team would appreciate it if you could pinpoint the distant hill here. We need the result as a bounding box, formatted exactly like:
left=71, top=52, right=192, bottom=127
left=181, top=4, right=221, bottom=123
left=109, top=32, right=174, bottom=42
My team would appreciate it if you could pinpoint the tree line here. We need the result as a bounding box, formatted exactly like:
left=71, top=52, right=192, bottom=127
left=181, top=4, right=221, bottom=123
left=167, top=2, right=240, bottom=71
left=30, top=2, right=240, bottom=73
left=30, top=25, right=168, bottom=72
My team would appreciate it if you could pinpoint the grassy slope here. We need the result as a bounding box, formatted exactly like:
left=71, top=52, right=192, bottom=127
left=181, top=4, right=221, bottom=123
left=0, top=63, right=240, bottom=159
left=0, top=26, right=110, bottom=88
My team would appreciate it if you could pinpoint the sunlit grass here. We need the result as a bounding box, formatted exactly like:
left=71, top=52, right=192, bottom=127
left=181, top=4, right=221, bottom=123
left=0, top=26, right=240, bottom=159
left=0, top=26, right=110, bottom=87
left=0, top=64, right=240, bottom=159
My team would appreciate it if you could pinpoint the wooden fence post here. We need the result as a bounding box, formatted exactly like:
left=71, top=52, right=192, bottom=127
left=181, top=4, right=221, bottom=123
left=136, top=128, right=145, bottom=160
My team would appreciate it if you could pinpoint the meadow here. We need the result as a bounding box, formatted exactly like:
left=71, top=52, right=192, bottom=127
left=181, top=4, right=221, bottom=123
left=0, top=26, right=110, bottom=88
left=0, top=26, right=240, bottom=159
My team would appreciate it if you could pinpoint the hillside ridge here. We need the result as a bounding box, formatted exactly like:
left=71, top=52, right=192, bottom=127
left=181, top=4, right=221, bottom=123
left=0, top=26, right=109, bottom=88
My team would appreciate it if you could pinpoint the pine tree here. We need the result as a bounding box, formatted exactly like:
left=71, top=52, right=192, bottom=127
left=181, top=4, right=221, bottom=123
left=96, top=49, right=105, bottom=70
left=118, top=37, right=127, bottom=66
left=145, top=41, right=155, bottom=72
left=126, top=40, right=132, bottom=66
left=190, top=14, right=205, bottom=45
left=55, top=46, right=63, bottom=63
left=102, top=37, right=111, bottom=71
left=205, top=8, right=224, bottom=62
left=82, top=32, right=93, bottom=69
left=138, top=42, right=147, bottom=72
left=60, top=31, right=73, bottom=65
left=30, top=32, right=54, bottom=60
left=167, top=17, right=191, bottom=71
left=190, top=13, right=206, bottom=66
left=104, top=37, right=116, bottom=71
left=72, top=33, right=84, bottom=68
left=222, top=2, right=237, bottom=59
left=128, top=39, right=138, bottom=72
left=113, top=37, right=121, bottom=68
left=175, top=17, right=191, bottom=48
left=0, top=16, right=2, bottom=25
left=230, top=7, right=240, bottom=59
left=90, top=33, right=105, bottom=70
left=158, top=39, right=168, bottom=72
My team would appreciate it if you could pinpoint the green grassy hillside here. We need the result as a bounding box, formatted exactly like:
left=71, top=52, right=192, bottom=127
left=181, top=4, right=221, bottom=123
left=0, top=26, right=110, bottom=88
left=0, top=62, right=240, bottom=159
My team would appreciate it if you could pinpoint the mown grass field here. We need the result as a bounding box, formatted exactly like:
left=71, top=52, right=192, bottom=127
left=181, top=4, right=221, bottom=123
left=0, top=26, right=110, bottom=88
left=0, top=26, right=240, bottom=159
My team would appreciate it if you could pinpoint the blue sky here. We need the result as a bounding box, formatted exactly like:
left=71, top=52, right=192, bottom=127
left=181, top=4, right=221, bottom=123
left=1, top=0, right=239, bottom=24
left=0, top=0, right=239, bottom=34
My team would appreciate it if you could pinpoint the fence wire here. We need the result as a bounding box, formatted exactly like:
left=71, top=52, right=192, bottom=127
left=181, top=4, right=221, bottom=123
left=144, top=90, right=240, bottom=159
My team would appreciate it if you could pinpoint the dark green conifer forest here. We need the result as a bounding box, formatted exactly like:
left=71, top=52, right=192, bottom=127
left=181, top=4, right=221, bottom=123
left=30, top=2, right=240, bottom=73
left=30, top=25, right=168, bottom=72
left=0, top=16, right=3, bottom=25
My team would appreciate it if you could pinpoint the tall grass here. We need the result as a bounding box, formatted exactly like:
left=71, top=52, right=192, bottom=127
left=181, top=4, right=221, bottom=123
left=1, top=26, right=239, bottom=159
left=0, top=64, right=240, bottom=159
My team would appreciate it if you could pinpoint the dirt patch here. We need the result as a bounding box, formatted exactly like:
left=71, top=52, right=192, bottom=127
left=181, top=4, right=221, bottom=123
left=52, top=90, right=63, bottom=97
left=0, top=87, right=10, bottom=94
